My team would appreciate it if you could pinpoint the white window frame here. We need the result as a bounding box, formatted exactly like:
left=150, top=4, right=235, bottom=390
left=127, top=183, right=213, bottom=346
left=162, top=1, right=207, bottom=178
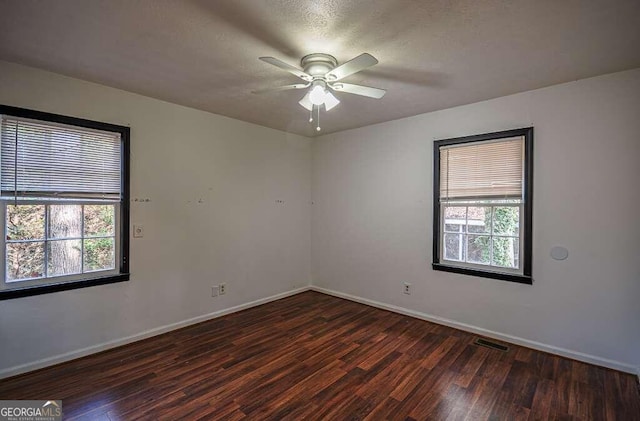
left=0, top=200, right=121, bottom=291
left=440, top=201, right=524, bottom=275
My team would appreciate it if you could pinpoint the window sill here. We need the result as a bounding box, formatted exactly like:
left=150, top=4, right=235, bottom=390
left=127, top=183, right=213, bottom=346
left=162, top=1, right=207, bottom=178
left=0, top=273, right=130, bottom=300
left=432, top=263, right=532, bottom=285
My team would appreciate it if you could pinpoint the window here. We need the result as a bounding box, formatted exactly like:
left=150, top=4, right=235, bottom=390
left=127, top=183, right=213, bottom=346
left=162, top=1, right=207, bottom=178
left=433, top=128, right=533, bottom=284
left=0, top=105, right=129, bottom=299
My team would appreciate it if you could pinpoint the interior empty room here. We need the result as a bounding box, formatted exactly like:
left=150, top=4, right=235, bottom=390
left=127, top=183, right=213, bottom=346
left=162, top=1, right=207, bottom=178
left=0, top=1, right=639, bottom=420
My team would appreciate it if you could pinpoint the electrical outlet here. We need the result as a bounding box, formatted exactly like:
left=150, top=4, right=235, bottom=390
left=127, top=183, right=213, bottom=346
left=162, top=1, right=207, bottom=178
left=403, top=282, right=412, bottom=295
left=219, top=283, right=227, bottom=295
left=133, top=224, right=144, bottom=238
left=211, top=285, right=219, bottom=297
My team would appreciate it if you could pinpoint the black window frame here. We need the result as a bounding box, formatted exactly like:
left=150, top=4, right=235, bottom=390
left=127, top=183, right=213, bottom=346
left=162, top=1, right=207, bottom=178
left=432, top=127, right=533, bottom=285
left=0, top=105, right=130, bottom=300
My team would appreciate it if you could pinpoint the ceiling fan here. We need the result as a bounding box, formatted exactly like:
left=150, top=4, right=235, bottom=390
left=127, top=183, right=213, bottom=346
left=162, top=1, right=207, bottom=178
left=253, top=53, right=386, bottom=131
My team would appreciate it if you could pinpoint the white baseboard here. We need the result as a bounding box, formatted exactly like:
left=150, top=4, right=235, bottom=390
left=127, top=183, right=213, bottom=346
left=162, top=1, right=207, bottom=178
left=0, top=286, right=311, bottom=380
left=4, top=285, right=637, bottom=381
left=310, top=286, right=638, bottom=375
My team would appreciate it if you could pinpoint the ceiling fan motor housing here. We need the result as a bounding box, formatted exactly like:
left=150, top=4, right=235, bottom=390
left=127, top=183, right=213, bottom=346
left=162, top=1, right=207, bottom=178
left=301, top=53, right=337, bottom=78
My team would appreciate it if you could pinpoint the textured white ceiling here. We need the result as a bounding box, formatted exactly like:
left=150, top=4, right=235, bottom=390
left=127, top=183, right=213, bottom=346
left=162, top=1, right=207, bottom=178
left=1, top=0, right=639, bottom=136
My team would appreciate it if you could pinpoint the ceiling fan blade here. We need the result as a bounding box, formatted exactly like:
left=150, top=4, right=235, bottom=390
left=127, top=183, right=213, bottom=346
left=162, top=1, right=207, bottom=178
left=324, top=92, right=340, bottom=111
left=259, top=57, right=313, bottom=81
left=325, top=53, right=379, bottom=81
left=298, top=92, right=313, bottom=111
left=330, top=83, right=386, bottom=99
left=252, top=83, right=310, bottom=94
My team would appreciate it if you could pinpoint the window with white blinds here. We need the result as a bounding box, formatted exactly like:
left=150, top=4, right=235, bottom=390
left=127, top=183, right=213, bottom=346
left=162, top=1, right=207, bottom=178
left=0, top=116, right=122, bottom=200
left=433, top=128, right=533, bottom=284
left=0, top=105, right=130, bottom=300
left=439, top=136, right=524, bottom=200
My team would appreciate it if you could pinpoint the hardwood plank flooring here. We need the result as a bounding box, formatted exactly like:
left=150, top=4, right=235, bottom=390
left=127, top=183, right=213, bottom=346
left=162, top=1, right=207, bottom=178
left=1, top=291, right=638, bottom=420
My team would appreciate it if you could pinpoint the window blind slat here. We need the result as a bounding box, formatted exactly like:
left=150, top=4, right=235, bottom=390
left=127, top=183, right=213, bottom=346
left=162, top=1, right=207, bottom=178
left=0, top=116, right=121, bottom=200
left=440, top=136, right=524, bottom=200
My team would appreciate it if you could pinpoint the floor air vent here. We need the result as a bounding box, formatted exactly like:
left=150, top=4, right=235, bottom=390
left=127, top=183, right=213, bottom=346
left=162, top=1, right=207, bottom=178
left=474, top=337, right=509, bottom=352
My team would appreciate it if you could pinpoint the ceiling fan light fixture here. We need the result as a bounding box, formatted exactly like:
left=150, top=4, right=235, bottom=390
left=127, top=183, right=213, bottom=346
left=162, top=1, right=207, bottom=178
left=324, top=91, right=340, bottom=111
left=298, top=92, right=313, bottom=111
left=309, top=83, right=327, bottom=105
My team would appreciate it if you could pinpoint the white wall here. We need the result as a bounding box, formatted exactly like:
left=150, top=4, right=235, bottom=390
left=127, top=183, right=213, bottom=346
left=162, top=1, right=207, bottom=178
left=0, top=61, right=311, bottom=376
left=312, top=69, right=640, bottom=373
left=1, top=60, right=638, bottom=379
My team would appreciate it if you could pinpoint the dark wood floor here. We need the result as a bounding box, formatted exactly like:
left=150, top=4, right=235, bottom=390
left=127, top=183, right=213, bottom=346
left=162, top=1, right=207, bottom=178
left=1, top=291, right=638, bottom=420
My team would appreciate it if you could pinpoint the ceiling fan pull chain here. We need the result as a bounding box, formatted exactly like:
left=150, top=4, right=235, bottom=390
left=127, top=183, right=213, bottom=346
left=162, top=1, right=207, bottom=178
left=309, top=107, right=313, bottom=123
left=316, top=107, right=321, bottom=132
